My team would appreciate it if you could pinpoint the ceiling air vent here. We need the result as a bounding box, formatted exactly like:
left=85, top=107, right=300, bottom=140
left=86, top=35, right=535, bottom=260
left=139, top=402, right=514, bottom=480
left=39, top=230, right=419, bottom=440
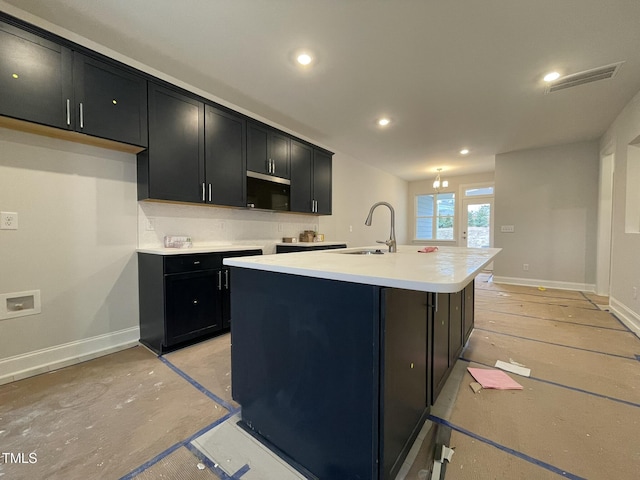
left=545, top=62, right=624, bottom=94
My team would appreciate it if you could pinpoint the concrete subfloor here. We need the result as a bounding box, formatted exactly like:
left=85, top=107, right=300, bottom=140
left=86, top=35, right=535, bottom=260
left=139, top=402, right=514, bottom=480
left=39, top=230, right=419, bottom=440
left=1, top=275, right=638, bottom=479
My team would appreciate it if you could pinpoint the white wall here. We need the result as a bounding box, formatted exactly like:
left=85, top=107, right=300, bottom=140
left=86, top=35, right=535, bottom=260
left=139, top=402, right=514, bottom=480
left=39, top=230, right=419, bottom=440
left=493, top=141, right=599, bottom=291
left=600, top=89, right=640, bottom=335
left=0, top=128, right=139, bottom=383
left=408, top=172, right=495, bottom=245
left=319, top=151, right=408, bottom=248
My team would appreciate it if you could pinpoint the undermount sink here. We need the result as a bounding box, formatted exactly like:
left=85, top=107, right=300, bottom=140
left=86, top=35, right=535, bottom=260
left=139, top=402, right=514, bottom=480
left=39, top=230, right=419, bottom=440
left=341, top=249, right=385, bottom=255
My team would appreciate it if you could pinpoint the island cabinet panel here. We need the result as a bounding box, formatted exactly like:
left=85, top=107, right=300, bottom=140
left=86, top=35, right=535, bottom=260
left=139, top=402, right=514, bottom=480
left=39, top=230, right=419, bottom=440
left=380, top=289, right=429, bottom=480
left=204, top=105, right=246, bottom=207
left=247, top=122, right=290, bottom=179
left=230, top=268, right=434, bottom=480
left=463, top=281, right=475, bottom=343
left=431, top=292, right=450, bottom=404
left=138, top=83, right=204, bottom=202
left=449, top=291, right=464, bottom=366
left=231, top=268, right=380, bottom=479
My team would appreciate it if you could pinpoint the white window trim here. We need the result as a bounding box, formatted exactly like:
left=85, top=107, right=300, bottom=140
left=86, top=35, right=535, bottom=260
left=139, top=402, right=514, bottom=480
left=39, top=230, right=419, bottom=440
left=413, top=192, right=457, bottom=243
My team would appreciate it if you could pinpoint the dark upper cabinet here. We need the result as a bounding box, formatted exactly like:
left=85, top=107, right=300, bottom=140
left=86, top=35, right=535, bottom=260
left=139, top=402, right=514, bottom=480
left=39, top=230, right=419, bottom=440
left=313, top=149, right=332, bottom=214
left=204, top=105, right=246, bottom=207
left=290, top=140, right=313, bottom=212
left=0, top=19, right=147, bottom=147
left=247, top=122, right=290, bottom=179
left=73, top=53, right=147, bottom=147
left=0, top=20, right=72, bottom=129
left=139, top=83, right=204, bottom=202
left=290, top=140, right=333, bottom=215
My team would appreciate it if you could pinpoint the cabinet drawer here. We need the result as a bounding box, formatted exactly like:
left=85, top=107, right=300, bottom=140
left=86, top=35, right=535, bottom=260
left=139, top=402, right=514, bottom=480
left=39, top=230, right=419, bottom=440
left=164, top=254, right=221, bottom=274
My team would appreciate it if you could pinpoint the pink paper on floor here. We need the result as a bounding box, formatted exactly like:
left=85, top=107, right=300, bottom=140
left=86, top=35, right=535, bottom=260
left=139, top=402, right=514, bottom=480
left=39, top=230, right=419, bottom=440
left=467, top=367, right=523, bottom=390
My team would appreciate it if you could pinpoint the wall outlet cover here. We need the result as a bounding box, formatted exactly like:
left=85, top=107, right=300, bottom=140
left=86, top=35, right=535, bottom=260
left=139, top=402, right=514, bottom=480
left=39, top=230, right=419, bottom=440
left=1, top=212, right=18, bottom=230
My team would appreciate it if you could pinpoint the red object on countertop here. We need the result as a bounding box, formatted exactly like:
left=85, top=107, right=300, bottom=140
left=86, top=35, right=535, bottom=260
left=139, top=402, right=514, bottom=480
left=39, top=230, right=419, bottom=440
left=418, top=246, right=439, bottom=253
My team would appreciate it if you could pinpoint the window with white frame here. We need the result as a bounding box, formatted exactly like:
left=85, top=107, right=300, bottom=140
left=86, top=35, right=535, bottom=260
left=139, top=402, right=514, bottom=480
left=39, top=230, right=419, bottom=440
left=415, top=193, right=455, bottom=240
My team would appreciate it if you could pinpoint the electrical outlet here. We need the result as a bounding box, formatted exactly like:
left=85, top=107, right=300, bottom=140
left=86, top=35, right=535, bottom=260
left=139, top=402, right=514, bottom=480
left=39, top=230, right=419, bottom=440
left=523, top=264, right=529, bottom=271
left=278, top=223, right=283, bottom=232
left=1, top=212, right=18, bottom=230
left=501, top=225, right=515, bottom=233
left=349, top=225, right=353, bottom=232
left=633, top=287, right=638, bottom=300
left=145, top=217, right=156, bottom=231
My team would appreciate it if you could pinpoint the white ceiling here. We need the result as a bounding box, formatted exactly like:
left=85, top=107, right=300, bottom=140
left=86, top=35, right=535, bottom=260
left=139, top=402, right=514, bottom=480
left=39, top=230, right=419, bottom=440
left=3, top=0, right=640, bottom=181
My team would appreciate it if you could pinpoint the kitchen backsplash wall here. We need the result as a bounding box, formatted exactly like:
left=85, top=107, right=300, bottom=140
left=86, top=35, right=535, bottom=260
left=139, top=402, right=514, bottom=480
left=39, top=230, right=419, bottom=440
left=138, top=201, right=319, bottom=253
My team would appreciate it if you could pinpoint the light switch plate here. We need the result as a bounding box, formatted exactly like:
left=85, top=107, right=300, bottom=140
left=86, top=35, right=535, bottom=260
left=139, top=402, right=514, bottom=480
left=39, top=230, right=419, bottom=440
left=1, top=212, right=18, bottom=230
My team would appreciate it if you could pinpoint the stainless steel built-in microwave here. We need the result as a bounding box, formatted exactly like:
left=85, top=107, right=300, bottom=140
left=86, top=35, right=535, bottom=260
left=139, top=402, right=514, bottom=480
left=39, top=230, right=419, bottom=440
left=246, top=171, right=290, bottom=211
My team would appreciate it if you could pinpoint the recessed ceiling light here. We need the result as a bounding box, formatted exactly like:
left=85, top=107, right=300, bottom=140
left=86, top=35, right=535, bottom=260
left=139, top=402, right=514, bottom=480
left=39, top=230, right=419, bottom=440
left=296, top=53, right=313, bottom=66
left=543, top=71, right=561, bottom=82
left=460, top=149, right=469, bottom=155
left=377, top=118, right=391, bottom=127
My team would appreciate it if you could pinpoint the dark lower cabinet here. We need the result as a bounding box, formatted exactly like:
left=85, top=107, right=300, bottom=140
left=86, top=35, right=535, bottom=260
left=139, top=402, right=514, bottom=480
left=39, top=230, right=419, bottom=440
left=449, top=291, right=463, bottom=366
left=231, top=269, right=432, bottom=480
left=381, top=289, right=429, bottom=480
left=431, top=292, right=450, bottom=404
left=138, top=249, right=261, bottom=354
left=463, top=281, right=475, bottom=343
left=165, top=269, right=220, bottom=344
left=275, top=243, right=346, bottom=253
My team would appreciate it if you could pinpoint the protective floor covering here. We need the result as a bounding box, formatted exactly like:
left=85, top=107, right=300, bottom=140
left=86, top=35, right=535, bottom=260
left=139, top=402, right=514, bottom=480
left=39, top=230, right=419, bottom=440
left=2, top=275, right=638, bottom=479
left=417, top=275, right=640, bottom=480
left=0, top=347, right=228, bottom=479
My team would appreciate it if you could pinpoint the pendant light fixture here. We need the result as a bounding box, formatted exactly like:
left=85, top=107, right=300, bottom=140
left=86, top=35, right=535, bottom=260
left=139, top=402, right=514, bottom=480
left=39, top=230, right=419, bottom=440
left=433, top=168, right=448, bottom=192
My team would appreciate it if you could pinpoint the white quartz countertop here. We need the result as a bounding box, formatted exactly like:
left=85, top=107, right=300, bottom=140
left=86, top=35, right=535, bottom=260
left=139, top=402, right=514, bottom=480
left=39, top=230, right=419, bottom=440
left=223, top=245, right=501, bottom=293
left=137, top=245, right=264, bottom=255
left=275, top=241, right=348, bottom=247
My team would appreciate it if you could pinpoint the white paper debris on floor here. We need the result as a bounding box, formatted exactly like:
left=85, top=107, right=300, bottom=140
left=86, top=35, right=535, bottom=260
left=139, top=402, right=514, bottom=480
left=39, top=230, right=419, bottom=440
left=191, top=413, right=306, bottom=480
left=495, top=360, right=531, bottom=377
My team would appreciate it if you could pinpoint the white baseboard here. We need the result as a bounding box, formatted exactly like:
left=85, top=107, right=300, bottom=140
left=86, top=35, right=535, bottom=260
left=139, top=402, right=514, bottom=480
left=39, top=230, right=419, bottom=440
left=0, top=326, right=140, bottom=385
left=492, top=276, right=595, bottom=293
left=609, top=296, right=640, bottom=338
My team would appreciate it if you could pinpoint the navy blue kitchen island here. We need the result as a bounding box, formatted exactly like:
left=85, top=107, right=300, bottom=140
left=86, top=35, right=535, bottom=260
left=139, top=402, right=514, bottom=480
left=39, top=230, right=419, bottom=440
left=224, top=246, right=500, bottom=479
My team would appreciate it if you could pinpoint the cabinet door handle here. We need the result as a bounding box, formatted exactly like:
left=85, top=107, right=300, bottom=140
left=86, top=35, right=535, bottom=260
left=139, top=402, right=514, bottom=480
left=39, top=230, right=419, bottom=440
left=267, top=159, right=271, bottom=174
left=193, top=261, right=200, bottom=265
left=79, top=102, right=84, bottom=129
left=217, top=270, right=222, bottom=290
left=272, top=159, right=276, bottom=174
left=208, top=183, right=212, bottom=202
left=193, top=299, right=199, bottom=305
left=435, top=293, right=439, bottom=312
left=66, top=99, right=71, bottom=126
left=202, top=183, right=206, bottom=201
left=224, top=270, right=229, bottom=289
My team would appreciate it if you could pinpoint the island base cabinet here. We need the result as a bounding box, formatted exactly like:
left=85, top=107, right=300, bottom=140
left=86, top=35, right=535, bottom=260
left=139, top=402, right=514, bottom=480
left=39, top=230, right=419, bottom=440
left=231, top=268, right=432, bottom=480
left=380, top=289, right=430, bottom=480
